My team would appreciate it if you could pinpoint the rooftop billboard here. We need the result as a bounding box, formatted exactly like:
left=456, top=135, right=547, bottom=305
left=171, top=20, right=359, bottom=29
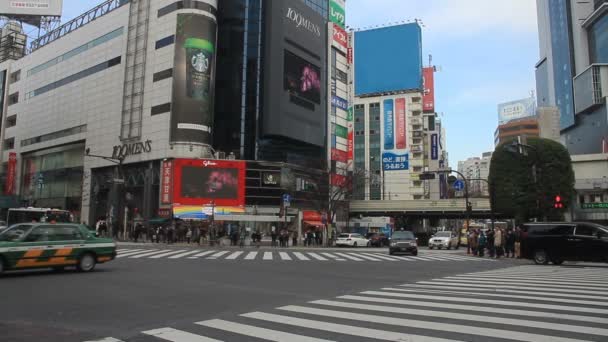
left=497, top=97, right=536, bottom=124
left=354, top=24, right=422, bottom=96
left=0, top=0, right=63, bottom=17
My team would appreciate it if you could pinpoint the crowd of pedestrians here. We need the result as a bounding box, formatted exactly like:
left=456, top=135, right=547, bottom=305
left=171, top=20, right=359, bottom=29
left=467, top=226, right=522, bottom=258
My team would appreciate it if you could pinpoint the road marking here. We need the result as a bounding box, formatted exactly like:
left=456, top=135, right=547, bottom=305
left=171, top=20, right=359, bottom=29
left=207, top=251, right=229, bottom=259
left=117, top=249, right=142, bottom=254
left=416, top=280, right=604, bottom=295
left=361, top=290, right=608, bottom=314
left=292, top=252, right=310, bottom=261
left=128, top=250, right=172, bottom=259
left=454, top=274, right=608, bottom=284
left=244, top=251, right=258, bottom=260
left=277, top=305, right=593, bottom=342
left=197, top=319, right=334, bottom=342
left=190, top=250, right=216, bottom=258
left=336, top=295, right=608, bottom=324
left=168, top=250, right=202, bottom=259
left=225, top=251, right=244, bottom=260
left=263, top=252, right=273, bottom=260
left=308, top=300, right=608, bottom=337
left=333, top=252, right=364, bottom=261
left=148, top=250, right=187, bottom=259
left=450, top=275, right=608, bottom=285
left=242, top=311, right=467, bottom=342
left=321, top=253, right=346, bottom=261
left=142, top=327, right=222, bottom=342
left=84, top=338, right=124, bottom=342
left=353, top=253, right=383, bottom=261
left=307, top=252, right=328, bottom=261
left=440, top=276, right=608, bottom=289
left=361, top=253, right=401, bottom=261
left=116, top=250, right=154, bottom=258
left=279, top=252, right=292, bottom=260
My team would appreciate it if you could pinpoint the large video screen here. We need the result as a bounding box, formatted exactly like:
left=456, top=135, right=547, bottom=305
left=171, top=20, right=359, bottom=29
left=181, top=166, right=239, bottom=199
left=284, top=50, right=321, bottom=104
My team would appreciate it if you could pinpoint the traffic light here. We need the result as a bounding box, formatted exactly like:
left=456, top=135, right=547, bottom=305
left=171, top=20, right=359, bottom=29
left=554, top=195, right=564, bottom=209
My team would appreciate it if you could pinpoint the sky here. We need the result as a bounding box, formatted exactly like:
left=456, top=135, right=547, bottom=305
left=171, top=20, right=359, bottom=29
left=55, top=0, right=540, bottom=167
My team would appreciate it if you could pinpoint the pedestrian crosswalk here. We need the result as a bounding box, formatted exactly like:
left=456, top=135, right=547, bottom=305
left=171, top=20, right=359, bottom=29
left=116, top=248, right=494, bottom=263
left=86, top=265, right=608, bottom=342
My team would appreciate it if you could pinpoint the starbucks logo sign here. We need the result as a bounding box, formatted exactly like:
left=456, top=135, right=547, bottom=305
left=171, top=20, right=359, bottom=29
left=191, top=52, right=209, bottom=73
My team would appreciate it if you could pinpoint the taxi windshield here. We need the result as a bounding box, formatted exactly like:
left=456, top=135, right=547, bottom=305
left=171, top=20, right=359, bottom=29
left=0, top=224, right=33, bottom=242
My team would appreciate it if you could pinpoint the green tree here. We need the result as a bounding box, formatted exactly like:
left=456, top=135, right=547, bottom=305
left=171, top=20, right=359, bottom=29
left=489, top=137, right=575, bottom=222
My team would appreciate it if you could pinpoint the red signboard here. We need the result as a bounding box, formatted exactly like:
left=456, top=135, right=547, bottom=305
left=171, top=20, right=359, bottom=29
left=333, top=23, right=348, bottom=49
left=347, top=129, right=354, bottom=161
left=331, top=173, right=347, bottom=187
left=331, top=148, right=348, bottom=163
left=4, top=152, right=16, bottom=195
left=158, top=208, right=172, bottom=218
left=172, top=158, right=246, bottom=207
left=160, top=160, right=173, bottom=205
left=347, top=47, right=353, bottom=65
left=423, top=67, right=435, bottom=113
left=395, top=98, right=406, bottom=149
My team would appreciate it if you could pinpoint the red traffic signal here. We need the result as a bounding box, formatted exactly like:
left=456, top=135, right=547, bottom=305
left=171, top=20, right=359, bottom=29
left=555, top=195, right=561, bottom=202
left=554, top=195, right=564, bottom=209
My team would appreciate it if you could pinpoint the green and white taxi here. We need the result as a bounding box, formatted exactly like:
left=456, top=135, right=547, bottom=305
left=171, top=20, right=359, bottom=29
left=0, top=223, right=116, bottom=274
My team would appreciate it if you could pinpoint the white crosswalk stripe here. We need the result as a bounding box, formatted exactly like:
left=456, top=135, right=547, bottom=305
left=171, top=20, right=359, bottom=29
left=116, top=248, right=506, bottom=262
left=87, top=265, right=608, bottom=342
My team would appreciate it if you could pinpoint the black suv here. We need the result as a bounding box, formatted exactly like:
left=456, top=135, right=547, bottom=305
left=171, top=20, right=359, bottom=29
left=522, top=222, right=608, bottom=265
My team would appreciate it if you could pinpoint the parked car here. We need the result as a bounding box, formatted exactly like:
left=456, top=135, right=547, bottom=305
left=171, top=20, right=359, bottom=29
left=428, top=231, right=459, bottom=250
left=366, top=232, right=389, bottom=247
left=389, top=230, right=418, bottom=256
left=336, top=233, right=370, bottom=247
left=522, top=222, right=608, bottom=265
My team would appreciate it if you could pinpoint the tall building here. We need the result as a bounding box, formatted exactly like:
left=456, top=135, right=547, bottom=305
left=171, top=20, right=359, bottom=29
left=494, top=118, right=540, bottom=146
left=457, top=152, right=492, bottom=197
left=352, top=23, right=447, bottom=201
left=536, top=0, right=608, bottom=154
left=0, top=0, right=331, bottom=230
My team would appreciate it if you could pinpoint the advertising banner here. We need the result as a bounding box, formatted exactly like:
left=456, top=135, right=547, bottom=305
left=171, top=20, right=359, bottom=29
left=497, top=97, right=536, bottom=124
left=439, top=160, right=447, bottom=199
left=332, top=23, right=348, bottom=52
left=431, top=133, right=438, bottom=160
left=382, top=152, right=409, bottom=171
left=423, top=67, right=435, bottom=113
left=347, top=47, right=353, bottom=65
left=331, top=148, right=348, bottom=163
left=284, top=50, right=321, bottom=104
left=1, top=0, right=63, bottom=17
left=171, top=14, right=218, bottom=145
left=347, top=129, right=354, bottom=161
left=160, top=160, right=173, bottom=205
left=4, top=152, right=16, bottom=195
left=383, top=99, right=394, bottom=150
left=329, top=0, right=345, bottom=29
left=395, top=98, right=406, bottom=149
left=331, top=173, right=347, bottom=187
left=332, top=95, right=348, bottom=111
left=172, top=159, right=245, bottom=207
left=335, top=124, right=348, bottom=139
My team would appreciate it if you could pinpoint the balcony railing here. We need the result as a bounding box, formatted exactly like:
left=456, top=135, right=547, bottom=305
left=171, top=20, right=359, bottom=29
left=573, top=64, right=607, bottom=114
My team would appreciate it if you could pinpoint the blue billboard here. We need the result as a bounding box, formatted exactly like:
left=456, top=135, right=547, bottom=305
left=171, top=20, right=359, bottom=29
left=383, top=99, right=394, bottom=150
left=382, top=152, right=408, bottom=171
left=355, top=24, right=423, bottom=95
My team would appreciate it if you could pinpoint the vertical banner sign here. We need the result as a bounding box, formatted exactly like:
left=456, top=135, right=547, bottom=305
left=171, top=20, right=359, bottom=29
left=439, top=160, right=447, bottom=199
left=332, top=23, right=348, bottom=52
left=160, top=160, right=173, bottom=205
left=171, top=14, right=218, bottom=145
left=431, top=133, right=439, bottom=160
left=4, top=152, right=16, bottom=195
left=422, top=67, right=435, bottom=113
left=329, top=0, right=345, bottom=29
left=395, top=98, right=406, bottom=149
left=383, top=99, right=394, bottom=150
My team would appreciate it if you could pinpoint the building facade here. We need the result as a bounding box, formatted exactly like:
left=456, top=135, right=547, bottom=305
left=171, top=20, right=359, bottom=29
left=457, top=152, right=492, bottom=197
left=494, top=118, right=540, bottom=146
left=570, top=153, right=608, bottom=224
left=0, top=0, right=331, bottom=231
left=536, top=0, right=608, bottom=154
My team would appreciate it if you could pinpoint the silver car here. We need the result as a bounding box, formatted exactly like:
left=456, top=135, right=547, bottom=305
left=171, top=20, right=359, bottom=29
left=428, top=231, right=459, bottom=250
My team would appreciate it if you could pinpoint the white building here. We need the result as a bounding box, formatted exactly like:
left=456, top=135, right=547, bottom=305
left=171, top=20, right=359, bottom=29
left=457, top=151, right=492, bottom=197
left=570, top=153, right=608, bottom=224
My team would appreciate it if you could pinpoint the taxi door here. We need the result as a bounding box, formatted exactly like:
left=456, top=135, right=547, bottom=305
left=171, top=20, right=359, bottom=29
left=15, top=225, right=83, bottom=269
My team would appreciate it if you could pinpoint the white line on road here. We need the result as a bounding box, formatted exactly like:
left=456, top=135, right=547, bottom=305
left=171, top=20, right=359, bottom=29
left=278, top=305, right=594, bottom=342
left=117, top=249, right=142, bottom=254
left=279, top=252, right=292, bottom=260
left=336, top=295, right=608, bottom=324
left=333, top=252, right=364, bottom=261
left=263, top=252, right=273, bottom=260
left=353, top=253, right=383, bottom=261
left=306, top=252, right=328, bottom=261
left=190, top=250, right=216, bottom=258
left=84, top=338, right=124, bottom=342
left=142, top=327, right=222, bottom=342
left=292, top=252, right=310, bottom=260
left=244, top=251, right=258, bottom=260
left=360, top=253, right=401, bottom=261
left=225, top=251, right=244, bottom=260
left=116, top=250, right=154, bottom=258
left=128, top=250, right=172, bottom=259
left=208, top=251, right=229, bottom=259
left=321, top=253, right=346, bottom=261
left=148, top=250, right=187, bottom=259
left=197, top=319, right=334, bottom=342
left=168, top=250, right=202, bottom=259
left=242, top=311, right=467, bottom=342
left=416, top=280, right=605, bottom=295
left=449, top=275, right=608, bottom=285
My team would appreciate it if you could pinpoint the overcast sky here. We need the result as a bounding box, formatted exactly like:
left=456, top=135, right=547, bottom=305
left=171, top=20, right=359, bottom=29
left=58, top=0, right=540, bottom=167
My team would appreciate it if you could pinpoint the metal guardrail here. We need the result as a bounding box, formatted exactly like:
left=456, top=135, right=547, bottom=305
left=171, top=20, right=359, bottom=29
left=349, top=198, right=492, bottom=213
left=30, top=0, right=130, bottom=52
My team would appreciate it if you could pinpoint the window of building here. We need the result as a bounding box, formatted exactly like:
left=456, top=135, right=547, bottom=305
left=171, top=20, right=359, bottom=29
left=413, top=195, right=423, bottom=200
left=413, top=167, right=422, bottom=172
left=589, top=13, right=608, bottom=63
left=151, top=103, right=171, bottom=115
left=155, top=35, right=175, bottom=50
left=21, top=125, right=87, bottom=147
left=412, top=97, right=421, bottom=103
left=4, top=137, right=15, bottom=150
left=413, top=181, right=422, bottom=187
left=9, top=70, right=20, bottom=84
left=412, top=110, right=421, bottom=116
left=8, top=92, right=18, bottom=105
left=153, top=68, right=173, bottom=82
left=6, top=115, right=16, bottom=127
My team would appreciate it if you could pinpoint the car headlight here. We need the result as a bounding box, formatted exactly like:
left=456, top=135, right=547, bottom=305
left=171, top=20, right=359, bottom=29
left=390, top=241, right=398, bottom=246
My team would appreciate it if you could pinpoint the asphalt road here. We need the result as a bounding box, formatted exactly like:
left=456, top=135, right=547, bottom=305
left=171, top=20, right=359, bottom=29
left=2, top=247, right=585, bottom=342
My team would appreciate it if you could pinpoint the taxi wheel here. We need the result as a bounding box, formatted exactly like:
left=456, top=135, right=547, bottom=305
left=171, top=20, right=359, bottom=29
left=77, top=253, right=97, bottom=272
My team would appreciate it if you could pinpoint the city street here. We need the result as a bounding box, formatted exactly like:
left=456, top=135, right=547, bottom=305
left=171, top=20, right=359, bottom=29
left=3, top=247, right=607, bottom=342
